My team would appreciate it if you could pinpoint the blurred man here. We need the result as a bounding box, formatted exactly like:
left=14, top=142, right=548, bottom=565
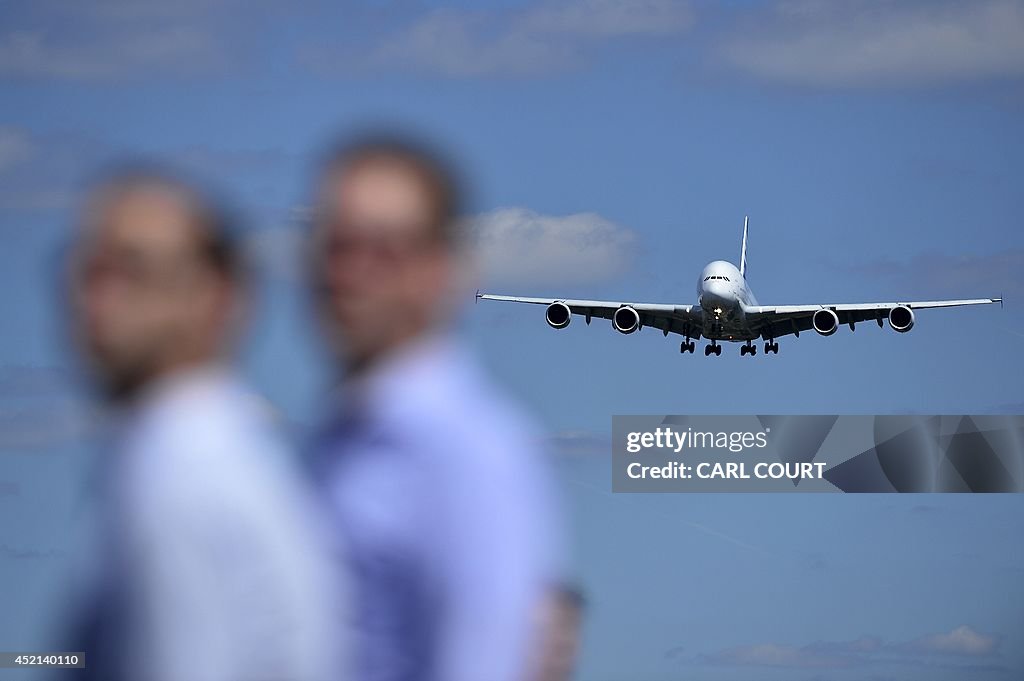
left=310, top=135, right=562, bottom=681
left=68, top=167, right=345, bottom=681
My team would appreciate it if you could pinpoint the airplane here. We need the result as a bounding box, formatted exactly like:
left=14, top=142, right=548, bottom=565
left=476, top=217, right=1002, bottom=357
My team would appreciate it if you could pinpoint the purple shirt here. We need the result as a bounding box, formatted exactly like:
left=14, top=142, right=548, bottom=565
left=316, top=336, right=561, bottom=681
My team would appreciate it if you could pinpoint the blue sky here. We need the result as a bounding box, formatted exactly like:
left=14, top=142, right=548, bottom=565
left=1, top=1, right=1023, bottom=679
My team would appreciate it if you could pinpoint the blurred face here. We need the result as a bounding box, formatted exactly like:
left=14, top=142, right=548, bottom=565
left=71, top=185, right=233, bottom=400
left=313, top=158, right=453, bottom=371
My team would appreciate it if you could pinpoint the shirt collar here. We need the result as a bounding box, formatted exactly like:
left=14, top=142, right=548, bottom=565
left=115, top=362, right=236, bottom=438
left=334, top=332, right=469, bottom=423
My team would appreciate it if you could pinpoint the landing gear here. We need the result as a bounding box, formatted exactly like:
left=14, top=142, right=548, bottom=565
left=740, top=341, right=758, bottom=356
left=680, top=339, right=696, bottom=354
left=763, top=340, right=779, bottom=354
left=704, top=342, right=722, bottom=356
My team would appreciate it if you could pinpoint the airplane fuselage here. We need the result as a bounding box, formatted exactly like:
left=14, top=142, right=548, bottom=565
left=697, top=260, right=759, bottom=341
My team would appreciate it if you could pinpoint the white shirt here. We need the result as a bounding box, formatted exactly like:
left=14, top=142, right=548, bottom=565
left=92, top=366, right=347, bottom=681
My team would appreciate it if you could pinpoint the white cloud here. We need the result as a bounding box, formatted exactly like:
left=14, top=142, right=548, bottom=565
left=0, top=0, right=257, bottom=81
left=807, top=636, right=884, bottom=654
left=706, top=643, right=854, bottom=668
left=366, top=9, right=577, bottom=78
left=0, top=126, right=296, bottom=216
left=326, top=0, right=693, bottom=78
left=243, top=205, right=637, bottom=287
left=2, top=0, right=693, bottom=81
left=468, top=207, right=637, bottom=286
left=721, top=0, right=1024, bottom=87
left=702, top=625, right=1001, bottom=670
left=901, top=625, right=999, bottom=656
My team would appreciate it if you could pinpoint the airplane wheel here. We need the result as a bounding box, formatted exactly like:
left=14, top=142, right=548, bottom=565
left=715, top=346, right=722, bottom=356
left=704, top=345, right=713, bottom=356
left=688, top=342, right=695, bottom=353
left=740, top=346, right=748, bottom=356
left=764, top=342, right=771, bottom=354
left=750, top=345, right=757, bottom=356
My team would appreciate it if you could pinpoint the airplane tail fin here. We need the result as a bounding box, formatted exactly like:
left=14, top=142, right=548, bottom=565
left=740, top=215, right=749, bottom=279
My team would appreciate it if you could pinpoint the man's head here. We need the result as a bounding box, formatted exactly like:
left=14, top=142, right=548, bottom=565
left=311, top=134, right=465, bottom=373
left=70, top=167, right=241, bottom=401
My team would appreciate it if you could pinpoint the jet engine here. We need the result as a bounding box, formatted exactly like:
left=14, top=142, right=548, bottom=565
left=612, top=306, right=641, bottom=334
left=545, top=302, right=572, bottom=329
left=888, top=305, right=915, bottom=333
left=812, top=308, right=839, bottom=336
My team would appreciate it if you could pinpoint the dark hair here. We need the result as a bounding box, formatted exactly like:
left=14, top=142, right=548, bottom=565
left=318, top=131, right=466, bottom=247
left=88, top=161, right=242, bottom=280
left=554, top=582, right=586, bottom=613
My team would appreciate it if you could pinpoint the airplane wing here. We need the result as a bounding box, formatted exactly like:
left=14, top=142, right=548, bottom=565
left=745, top=298, right=1002, bottom=340
left=477, top=293, right=702, bottom=338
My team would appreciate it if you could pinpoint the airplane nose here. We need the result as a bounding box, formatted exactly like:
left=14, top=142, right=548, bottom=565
left=701, top=290, right=726, bottom=309
left=704, top=280, right=728, bottom=297
left=700, top=281, right=732, bottom=312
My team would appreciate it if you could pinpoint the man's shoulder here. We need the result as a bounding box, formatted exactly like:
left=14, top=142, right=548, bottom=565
left=321, top=342, right=549, bottom=473
left=403, top=348, right=540, bottom=432
left=123, top=370, right=288, bottom=487
left=407, top=359, right=547, bottom=470
left=135, top=370, right=264, bottom=438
